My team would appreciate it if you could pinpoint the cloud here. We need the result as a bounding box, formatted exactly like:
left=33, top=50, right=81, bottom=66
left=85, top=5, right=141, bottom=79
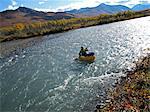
left=139, top=0, right=149, bottom=4
left=40, top=0, right=48, bottom=1
left=34, top=8, right=55, bottom=12
left=21, top=4, right=24, bottom=7
left=7, top=0, right=18, bottom=10
left=117, top=0, right=130, bottom=4
left=12, top=0, right=17, bottom=6
left=38, top=0, right=48, bottom=5
left=39, top=2, right=45, bottom=5
left=7, top=5, right=18, bottom=10
left=114, top=0, right=150, bottom=7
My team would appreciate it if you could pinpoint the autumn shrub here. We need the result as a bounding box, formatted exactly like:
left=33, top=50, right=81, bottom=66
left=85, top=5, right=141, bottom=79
left=0, top=10, right=149, bottom=42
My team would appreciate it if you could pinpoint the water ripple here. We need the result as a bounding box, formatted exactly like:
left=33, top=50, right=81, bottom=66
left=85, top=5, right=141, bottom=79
left=0, top=17, right=150, bottom=112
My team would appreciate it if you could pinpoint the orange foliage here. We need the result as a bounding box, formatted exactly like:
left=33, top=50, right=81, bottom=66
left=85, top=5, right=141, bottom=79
left=15, top=23, right=25, bottom=30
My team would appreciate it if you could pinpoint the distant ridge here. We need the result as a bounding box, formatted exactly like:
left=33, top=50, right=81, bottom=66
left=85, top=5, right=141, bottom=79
left=66, top=3, right=131, bottom=16
left=132, top=4, right=150, bottom=11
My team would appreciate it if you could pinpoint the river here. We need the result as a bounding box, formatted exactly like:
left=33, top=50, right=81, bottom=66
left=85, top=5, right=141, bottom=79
left=0, top=17, right=150, bottom=112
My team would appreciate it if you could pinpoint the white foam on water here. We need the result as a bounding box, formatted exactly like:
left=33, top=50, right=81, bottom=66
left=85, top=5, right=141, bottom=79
left=80, top=72, right=125, bottom=87
left=8, top=57, right=15, bottom=62
left=54, top=75, right=74, bottom=91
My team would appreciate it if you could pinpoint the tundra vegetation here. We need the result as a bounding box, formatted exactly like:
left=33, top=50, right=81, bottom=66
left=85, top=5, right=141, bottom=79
left=0, top=10, right=150, bottom=42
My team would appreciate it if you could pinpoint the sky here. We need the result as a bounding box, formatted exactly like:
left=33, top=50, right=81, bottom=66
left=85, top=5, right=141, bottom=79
left=0, top=0, right=150, bottom=12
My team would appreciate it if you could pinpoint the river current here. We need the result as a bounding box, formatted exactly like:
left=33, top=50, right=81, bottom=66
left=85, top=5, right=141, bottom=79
left=0, top=17, right=150, bottom=112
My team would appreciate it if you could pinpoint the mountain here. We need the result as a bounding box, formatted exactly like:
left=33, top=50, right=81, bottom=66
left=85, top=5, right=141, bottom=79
left=66, top=3, right=131, bottom=16
left=0, top=7, right=75, bottom=27
left=132, top=4, right=150, bottom=11
left=1, top=3, right=150, bottom=27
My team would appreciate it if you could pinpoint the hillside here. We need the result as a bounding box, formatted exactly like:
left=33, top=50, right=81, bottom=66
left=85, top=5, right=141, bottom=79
left=0, top=7, right=75, bottom=27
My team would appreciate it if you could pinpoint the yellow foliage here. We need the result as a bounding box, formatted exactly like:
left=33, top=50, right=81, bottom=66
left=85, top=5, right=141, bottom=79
left=15, top=23, right=25, bottom=30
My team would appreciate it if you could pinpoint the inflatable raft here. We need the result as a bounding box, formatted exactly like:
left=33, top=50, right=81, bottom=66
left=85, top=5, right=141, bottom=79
left=79, top=55, right=96, bottom=62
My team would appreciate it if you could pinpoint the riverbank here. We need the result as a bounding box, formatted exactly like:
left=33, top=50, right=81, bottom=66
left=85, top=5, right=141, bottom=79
left=97, top=52, right=150, bottom=112
left=0, top=9, right=150, bottom=42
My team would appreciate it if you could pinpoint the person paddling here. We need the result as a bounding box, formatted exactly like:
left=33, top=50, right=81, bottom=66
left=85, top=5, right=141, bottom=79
left=79, top=47, right=95, bottom=56
left=79, top=47, right=88, bottom=56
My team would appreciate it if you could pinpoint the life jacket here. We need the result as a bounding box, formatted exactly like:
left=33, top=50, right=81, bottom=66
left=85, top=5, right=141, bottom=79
left=79, top=49, right=87, bottom=56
